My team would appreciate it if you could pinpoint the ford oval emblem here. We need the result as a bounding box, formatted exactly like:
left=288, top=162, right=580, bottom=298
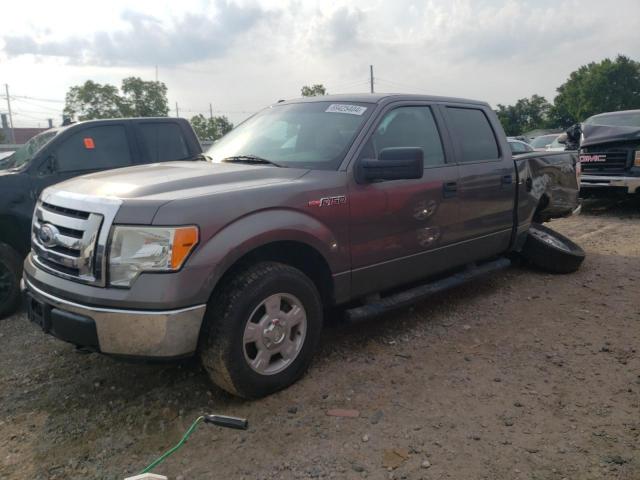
left=38, top=223, right=60, bottom=248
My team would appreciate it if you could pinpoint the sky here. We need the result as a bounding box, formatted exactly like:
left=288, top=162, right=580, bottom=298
left=0, top=0, right=639, bottom=128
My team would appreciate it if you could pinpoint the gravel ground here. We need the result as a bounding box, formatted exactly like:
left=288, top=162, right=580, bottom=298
left=1, top=197, right=639, bottom=480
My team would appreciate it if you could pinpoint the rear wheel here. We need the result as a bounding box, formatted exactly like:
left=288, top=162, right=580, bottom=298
left=521, top=223, right=585, bottom=274
left=0, top=243, right=23, bottom=319
left=199, top=262, right=323, bottom=398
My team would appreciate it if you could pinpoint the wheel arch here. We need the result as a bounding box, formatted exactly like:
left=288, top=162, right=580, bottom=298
left=191, top=209, right=344, bottom=309
left=213, top=240, right=335, bottom=306
left=0, top=215, right=29, bottom=256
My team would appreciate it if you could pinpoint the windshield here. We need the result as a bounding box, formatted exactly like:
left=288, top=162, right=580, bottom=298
left=530, top=135, right=558, bottom=148
left=206, top=101, right=374, bottom=170
left=584, top=111, right=640, bottom=127
left=0, top=130, right=58, bottom=170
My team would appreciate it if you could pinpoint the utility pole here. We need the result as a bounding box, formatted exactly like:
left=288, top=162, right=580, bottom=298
left=175, top=102, right=179, bottom=118
left=209, top=103, right=213, bottom=121
left=369, top=65, right=374, bottom=94
left=47, top=119, right=53, bottom=128
left=5, top=84, right=15, bottom=143
left=155, top=65, right=158, bottom=82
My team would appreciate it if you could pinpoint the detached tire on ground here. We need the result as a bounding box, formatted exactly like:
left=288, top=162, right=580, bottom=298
left=0, top=242, right=23, bottom=320
left=199, top=261, right=323, bottom=399
left=521, top=223, right=585, bottom=274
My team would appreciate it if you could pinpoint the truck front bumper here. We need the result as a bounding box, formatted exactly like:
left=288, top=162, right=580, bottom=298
left=24, top=278, right=206, bottom=359
left=580, top=175, right=640, bottom=194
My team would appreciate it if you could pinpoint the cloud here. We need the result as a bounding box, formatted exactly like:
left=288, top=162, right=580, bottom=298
left=441, top=0, right=598, bottom=62
left=324, top=7, right=364, bottom=50
left=2, top=0, right=274, bottom=66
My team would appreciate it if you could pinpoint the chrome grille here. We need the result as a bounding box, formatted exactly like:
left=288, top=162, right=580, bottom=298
left=32, top=201, right=104, bottom=283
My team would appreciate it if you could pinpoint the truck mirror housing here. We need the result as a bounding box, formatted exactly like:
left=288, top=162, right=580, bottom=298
left=38, top=154, right=57, bottom=176
left=358, top=147, right=424, bottom=183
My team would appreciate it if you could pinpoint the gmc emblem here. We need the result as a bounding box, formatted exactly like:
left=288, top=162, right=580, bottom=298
left=579, top=154, right=606, bottom=163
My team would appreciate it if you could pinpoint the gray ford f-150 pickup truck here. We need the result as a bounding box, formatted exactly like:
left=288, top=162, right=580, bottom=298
left=23, top=94, right=582, bottom=398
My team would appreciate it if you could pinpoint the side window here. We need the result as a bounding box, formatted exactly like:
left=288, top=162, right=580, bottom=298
left=446, top=107, right=500, bottom=162
left=509, top=141, right=525, bottom=154
left=362, top=106, right=445, bottom=167
left=55, top=125, right=131, bottom=172
left=138, top=123, right=190, bottom=162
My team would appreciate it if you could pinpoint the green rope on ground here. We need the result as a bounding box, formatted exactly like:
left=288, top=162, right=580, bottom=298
left=140, top=415, right=205, bottom=474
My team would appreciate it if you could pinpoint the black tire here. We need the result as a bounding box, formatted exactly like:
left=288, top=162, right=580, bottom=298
left=521, top=223, right=585, bottom=274
left=0, top=242, right=23, bottom=319
left=199, top=261, right=323, bottom=399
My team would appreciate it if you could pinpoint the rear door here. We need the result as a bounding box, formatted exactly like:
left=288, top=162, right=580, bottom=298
left=348, top=103, right=460, bottom=297
left=134, top=121, right=194, bottom=164
left=440, top=105, right=515, bottom=253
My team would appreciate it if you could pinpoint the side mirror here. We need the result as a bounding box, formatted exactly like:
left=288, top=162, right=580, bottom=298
left=357, top=147, right=424, bottom=183
left=38, top=154, right=57, bottom=176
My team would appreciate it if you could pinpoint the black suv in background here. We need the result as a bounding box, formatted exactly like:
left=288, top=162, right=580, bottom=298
left=0, top=117, right=203, bottom=318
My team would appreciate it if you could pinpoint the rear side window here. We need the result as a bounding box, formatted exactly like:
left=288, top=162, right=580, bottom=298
left=55, top=125, right=131, bottom=172
left=446, top=107, right=500, bottom=162
left=138, top=122, right=189, bottom=162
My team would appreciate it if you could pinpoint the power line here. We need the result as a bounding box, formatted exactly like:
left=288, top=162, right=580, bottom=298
left=324, top=79, right=369, bottom=91
left=12, top=111, right=51, bottom=121
left=7, top=94, right=65, bottom=103
left=11, top=97, right=62, bottom=113
left=375, top=77, right=431, bottom=93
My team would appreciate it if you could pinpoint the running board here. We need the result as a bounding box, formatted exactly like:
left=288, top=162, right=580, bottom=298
left=344, top=257, right=512, bottom=322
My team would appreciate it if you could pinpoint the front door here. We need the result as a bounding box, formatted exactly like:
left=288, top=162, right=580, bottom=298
left=348, top=104, right=459, bottom=297
left=30, top=123, right=134, bottom=203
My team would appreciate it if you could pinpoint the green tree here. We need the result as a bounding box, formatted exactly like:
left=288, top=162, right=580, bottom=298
left=495, top=94, right=552, bottom=136
left=64, top=80, right=126, bottom=120
left=190, top=114, right=233, bottom=141
left=550, top=55, right=640, bottom=125
left=301, top=84, right=327, bottom=97
left=121, top=77, right=169, bottom=117
left=64, top=77, right=170, bottom=121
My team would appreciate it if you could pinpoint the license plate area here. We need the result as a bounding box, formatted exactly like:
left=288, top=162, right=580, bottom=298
left=27, top=294, right=52, bottom=332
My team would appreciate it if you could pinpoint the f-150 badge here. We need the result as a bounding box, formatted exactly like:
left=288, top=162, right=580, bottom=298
left=308, top=195, right=347, bottom=207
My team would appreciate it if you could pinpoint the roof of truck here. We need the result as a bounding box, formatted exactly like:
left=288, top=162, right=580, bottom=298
left=278, top=93, right=488, bottom=106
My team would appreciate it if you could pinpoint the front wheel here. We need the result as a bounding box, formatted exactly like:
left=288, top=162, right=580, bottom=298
left=521, top=223, right=585, bottom=274
left=199, top=262, right=323, bottom=398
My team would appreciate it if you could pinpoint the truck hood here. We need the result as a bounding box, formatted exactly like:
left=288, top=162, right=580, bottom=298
left=581, top=124, right=640, bottom=147
left=50, top=161, right=309, bottom=201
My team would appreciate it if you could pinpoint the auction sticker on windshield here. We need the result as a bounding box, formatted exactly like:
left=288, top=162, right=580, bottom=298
left=325, top=104, right=367, bottom=115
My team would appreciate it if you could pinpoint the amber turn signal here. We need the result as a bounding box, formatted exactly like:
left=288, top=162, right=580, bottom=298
left=171, top=226, right=199, bottom=269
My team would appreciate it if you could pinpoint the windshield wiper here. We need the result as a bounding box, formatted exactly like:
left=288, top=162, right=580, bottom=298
left=221, top=155, right=285, bottom=168
left=180, top=153, right=210, bottom=162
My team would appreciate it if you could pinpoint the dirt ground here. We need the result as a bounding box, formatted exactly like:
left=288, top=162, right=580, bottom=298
left=1, top=197, right=639, bottom=480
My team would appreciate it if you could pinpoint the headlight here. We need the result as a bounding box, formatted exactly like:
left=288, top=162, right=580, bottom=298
left=109, top=226, right=199, bottom=287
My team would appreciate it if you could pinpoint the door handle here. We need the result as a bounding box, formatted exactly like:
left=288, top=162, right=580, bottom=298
left=501, top=174, right=513, bottom=185
left=525, top=177, right=533, bottom=192
left=443, top=181, right=458, bottom=198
